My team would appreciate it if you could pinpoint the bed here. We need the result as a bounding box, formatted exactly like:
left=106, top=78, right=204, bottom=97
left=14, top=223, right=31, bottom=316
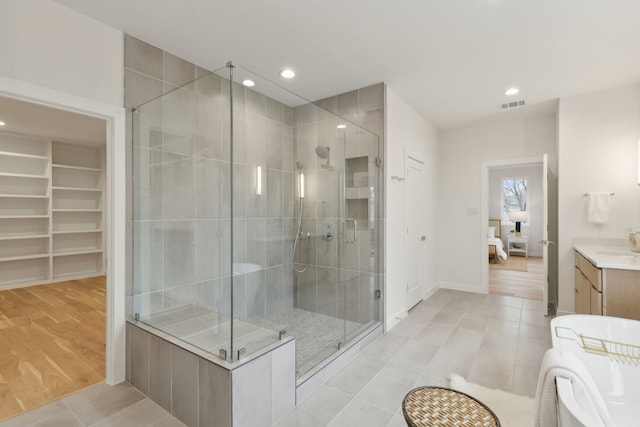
left=488, top=219, right=508, bottom=263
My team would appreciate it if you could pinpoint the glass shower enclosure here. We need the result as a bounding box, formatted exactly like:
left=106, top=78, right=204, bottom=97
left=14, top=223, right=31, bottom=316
left=132, top=63, right=381, bottom=379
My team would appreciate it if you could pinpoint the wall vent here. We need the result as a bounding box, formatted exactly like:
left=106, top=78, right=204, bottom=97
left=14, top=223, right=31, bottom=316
left=501, top=99, right=526, bottom=109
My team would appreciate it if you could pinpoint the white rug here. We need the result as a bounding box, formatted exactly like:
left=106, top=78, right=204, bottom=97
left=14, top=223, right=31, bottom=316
left=449, top=374, right=535, bottom=427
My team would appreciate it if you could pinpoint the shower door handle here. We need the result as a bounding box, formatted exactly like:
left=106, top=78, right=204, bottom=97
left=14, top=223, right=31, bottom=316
left=343, top=218, right=357, bottom=243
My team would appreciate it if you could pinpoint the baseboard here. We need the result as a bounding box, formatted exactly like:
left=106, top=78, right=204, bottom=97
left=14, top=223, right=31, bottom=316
left=438, top=281, right=484, bottom=294
left=386, top=308, right=408, bottom=331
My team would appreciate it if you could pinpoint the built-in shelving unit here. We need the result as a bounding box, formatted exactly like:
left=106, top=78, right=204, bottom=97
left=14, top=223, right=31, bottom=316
left=0, top=132, right=105, bottom=289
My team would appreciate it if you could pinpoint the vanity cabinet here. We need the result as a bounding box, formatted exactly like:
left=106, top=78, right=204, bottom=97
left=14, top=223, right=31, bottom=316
left=575, top=252, right=601, bottom=315
left=575, top=251, right=640, bottom=320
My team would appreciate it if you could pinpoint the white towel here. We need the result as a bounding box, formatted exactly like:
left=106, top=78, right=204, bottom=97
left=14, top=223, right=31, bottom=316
left=587, top=192, right=610, bottom=224
left=533, top=348, right=614, bottom=427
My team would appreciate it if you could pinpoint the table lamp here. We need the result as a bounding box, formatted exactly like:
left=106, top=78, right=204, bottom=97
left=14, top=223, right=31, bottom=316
left=509, top=210, right=527, bottom=237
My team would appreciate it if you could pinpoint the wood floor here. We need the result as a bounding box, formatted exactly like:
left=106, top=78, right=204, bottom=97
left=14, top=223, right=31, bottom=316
left=489, top=256, right=544, bottom=301
left=0, top=276, right=106, bottom=422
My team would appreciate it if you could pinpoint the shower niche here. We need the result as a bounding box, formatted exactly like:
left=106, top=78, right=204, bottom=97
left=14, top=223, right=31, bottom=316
left=131, top=63, right=382, bottom=426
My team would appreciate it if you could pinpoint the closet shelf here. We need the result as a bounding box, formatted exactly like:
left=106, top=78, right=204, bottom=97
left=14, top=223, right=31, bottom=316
left=52, top=209, right=102, bottom=213
left=0, top=253, right=50, bottom=262
left=0, top=172, right=49, bottom=179
left=52, top=186, right=102, bottom=192
left=0, top=151, right=49, bottom=160
left=53, top=229, right=102, bottom=235
left=0, top=215, right=49, bottom=219
left=0, top=194, right=48, bottom=199
left=52, top=249, right=102, bottom=257
left=52, top=164, right=101, bottom=172
left=0, top=234, right=49, bottom=241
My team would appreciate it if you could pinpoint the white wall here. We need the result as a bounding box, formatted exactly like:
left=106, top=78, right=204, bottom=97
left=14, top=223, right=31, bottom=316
left=385, top=87, right=438, bottom=330
left=438, top=114, right=557, bottom=292
left=489, top=165, right=544, bottom=256
left=0, top=0, right=123, bottom=106
left=558, top=83, right=640, bottom=313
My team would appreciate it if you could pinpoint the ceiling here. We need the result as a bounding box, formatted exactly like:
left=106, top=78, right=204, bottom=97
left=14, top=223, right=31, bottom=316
left=0, top=96, right=106, bottom=145
left=53, top=0, right=640, bottom=128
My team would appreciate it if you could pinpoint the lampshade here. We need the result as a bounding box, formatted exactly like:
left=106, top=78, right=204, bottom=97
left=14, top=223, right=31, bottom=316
left=509, top=210, right=527, bottom=222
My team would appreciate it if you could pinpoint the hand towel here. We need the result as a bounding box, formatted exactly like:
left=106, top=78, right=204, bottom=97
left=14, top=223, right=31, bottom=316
left=534, top=348, right=614, bottom=427
left=587, top=192, right=610, bottom=224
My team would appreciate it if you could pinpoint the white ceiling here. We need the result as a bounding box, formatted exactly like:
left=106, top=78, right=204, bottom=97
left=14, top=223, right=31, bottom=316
left=0, top=96, right=106, bottom=145
left=53, top=0, right=640, bottom=128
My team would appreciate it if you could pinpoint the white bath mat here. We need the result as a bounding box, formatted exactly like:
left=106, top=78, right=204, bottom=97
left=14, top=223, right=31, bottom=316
left=449, top=374, right=535, bottom=427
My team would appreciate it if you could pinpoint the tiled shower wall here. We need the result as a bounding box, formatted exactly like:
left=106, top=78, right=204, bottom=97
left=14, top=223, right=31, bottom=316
left=125, top=35, right=295, bottom=323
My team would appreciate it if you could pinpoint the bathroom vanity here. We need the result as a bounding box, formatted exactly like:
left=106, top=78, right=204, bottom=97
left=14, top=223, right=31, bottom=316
left=574, top=245, right=640, bottom=320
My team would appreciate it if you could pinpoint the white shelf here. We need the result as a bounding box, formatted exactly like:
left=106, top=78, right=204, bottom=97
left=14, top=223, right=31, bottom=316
left=53, top=229, right=102, bottom=235
left=0, top=194, right=49, bottom=199
left=0, top=234, right=49, bottom=241
left=53, top=186, right=102, bottom=192
left=0, top=135, right=105, bottom=289
left=52, top=249, right=102, bottom=257
left=0, top=172, right=48, bottom=179
left=0, top=253, right=50, bottom=262
left=0, top=150, right=48, bottom=160
left=0, top=215, right=49, bottom=219
left=52, top=164, right=102, bottom=172
left=52, top=209, right=102, bottom=213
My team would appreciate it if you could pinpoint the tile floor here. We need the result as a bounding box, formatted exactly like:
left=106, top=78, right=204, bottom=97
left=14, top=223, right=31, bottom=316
left=0, top=289, right=552, bottom=427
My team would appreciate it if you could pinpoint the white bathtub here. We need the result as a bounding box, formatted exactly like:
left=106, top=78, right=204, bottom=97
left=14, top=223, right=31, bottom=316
left=551, top=315, right=640, bottom=426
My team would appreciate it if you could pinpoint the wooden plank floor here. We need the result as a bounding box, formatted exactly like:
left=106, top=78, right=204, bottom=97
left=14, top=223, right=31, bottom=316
left=489, top=256, right=544, bottom=301
left=0, top=277, right=105, bottom=422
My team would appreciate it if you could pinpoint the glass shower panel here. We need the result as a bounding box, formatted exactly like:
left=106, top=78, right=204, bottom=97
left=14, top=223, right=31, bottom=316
left=222, top=65, right=296, bottom=360
left=132, top=68, right=233, bottom=357
left=340, top=125, right=380, bottom=343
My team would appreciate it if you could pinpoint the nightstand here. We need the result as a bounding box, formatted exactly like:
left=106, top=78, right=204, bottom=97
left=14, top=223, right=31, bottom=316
left=507, top=235, right=528, bottom=257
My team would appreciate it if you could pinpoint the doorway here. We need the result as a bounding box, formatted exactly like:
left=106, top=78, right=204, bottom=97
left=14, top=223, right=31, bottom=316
left=480, top=155, right=558, bottom=314
left=0, top=95, right=109, bottom=421
left=0, top=76, right=126, bottom=418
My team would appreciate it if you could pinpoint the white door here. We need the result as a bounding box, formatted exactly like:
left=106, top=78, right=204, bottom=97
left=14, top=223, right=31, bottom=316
left=542, top=154, right=559, bottom=315
left=405, top=157, right=426, bottom=310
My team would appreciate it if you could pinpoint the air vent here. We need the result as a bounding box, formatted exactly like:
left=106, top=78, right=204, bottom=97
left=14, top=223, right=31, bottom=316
left=501, top=99, right=526, bottom=109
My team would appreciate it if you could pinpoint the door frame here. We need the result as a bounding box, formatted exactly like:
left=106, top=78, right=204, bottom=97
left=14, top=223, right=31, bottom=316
left=480, top=156, right=542, bottom=295
left=0, top=75, right=126, bottom=385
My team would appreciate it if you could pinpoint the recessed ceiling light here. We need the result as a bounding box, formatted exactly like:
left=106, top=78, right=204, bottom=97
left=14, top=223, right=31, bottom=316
left=337, top=124, right=347, bottom=129
left=280, top=69, right=295, bottom=79
left=504, top=87, right=519, bottom=96
left=242, top=79, right=255, bottom=87
left=0, top=121, right=5, bottom=126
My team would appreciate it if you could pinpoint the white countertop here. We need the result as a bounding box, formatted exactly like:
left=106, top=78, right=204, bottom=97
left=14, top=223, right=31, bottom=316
left=574, top=243, right=640, bottom=271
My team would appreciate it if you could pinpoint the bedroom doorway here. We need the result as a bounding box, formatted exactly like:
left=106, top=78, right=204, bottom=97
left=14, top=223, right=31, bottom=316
left=482, top=157, right=555, bottom=306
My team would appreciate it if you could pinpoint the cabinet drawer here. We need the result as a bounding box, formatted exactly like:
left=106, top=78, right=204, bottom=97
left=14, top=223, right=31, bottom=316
left=575, top=252, right=602, bottom=291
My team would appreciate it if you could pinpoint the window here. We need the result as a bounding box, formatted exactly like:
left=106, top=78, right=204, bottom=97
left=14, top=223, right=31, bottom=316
left=502, top=177, right=527, bottom=224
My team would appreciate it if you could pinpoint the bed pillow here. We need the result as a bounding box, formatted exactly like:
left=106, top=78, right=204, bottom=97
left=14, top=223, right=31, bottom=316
left=487, top=226, right=496, bottom=239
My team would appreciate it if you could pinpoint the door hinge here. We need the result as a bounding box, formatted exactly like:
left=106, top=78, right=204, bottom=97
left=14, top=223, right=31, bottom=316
left=375, top=157, right=383, bottom=168
left=375, top=289, right=381, bottom=299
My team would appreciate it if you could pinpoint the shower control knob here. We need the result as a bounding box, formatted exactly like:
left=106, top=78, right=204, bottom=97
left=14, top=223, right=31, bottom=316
left=322, top=223, right=334, bottom=241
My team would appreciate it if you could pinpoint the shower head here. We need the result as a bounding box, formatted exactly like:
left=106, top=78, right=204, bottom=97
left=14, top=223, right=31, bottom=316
left=315, top=145, right=330, bottom=159
left=296, top=161, right=304, bottom=170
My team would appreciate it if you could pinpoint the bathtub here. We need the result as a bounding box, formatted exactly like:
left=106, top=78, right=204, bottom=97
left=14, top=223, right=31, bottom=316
left=551, top=315, right=640, bottom=426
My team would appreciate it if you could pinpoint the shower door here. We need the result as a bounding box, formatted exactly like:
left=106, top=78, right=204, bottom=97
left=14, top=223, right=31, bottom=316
left=336, top=122, right=381, bottom=345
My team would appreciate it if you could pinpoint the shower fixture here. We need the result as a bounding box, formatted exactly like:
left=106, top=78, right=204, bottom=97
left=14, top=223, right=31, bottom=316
left=315, top=145, right=330, bottom=159
left=293, top=167, right=309, bottom=273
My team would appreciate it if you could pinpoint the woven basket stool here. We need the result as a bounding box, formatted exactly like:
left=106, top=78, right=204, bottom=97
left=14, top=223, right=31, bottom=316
left=402, top=386, right=501, bottom=427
